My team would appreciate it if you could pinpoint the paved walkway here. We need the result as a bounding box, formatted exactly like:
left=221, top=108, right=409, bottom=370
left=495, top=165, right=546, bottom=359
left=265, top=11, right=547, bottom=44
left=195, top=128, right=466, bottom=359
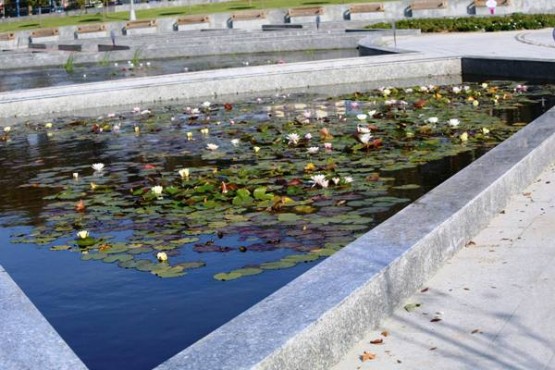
left=380, top=28, right=555, bottom=59
left=333, top=162, right=555, bottom=369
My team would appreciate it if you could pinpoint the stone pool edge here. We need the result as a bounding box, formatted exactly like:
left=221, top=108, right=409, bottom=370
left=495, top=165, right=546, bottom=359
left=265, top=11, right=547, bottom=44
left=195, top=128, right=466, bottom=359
left=152, top=90, right=555, bottom=367
left=0, top=265, right=88, bottom=369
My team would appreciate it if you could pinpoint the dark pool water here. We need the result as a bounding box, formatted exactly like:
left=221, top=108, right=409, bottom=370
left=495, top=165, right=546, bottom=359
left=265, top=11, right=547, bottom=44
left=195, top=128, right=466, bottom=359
left=0, top=49, right=359, bottom=92
left=0, top=84, right=552, bottom=370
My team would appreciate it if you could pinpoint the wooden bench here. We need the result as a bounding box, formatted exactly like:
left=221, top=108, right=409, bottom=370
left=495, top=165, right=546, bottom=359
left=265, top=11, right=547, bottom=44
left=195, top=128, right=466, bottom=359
left=287, top=6, right=324, bottom=17
left=232, top=10, right=266, bottom=21
left=76, top=24, right=106, bottom=34
left=0, top=32, right=15, bottom=41
left=349, top=3, right=385, bottom=13
left=474, top=0, right=510, bottom=6
left=410, top=0, right=447, bottom=10
left=31, top=28, right=59, bottom=38
left=175, top=15, right=210, bottom=26
left=125, top=19, right=157, bottom=29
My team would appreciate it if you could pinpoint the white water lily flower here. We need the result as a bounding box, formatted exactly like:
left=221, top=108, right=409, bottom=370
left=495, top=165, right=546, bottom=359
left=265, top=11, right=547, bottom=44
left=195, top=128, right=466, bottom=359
left=92, top=163, right=104, bottom=172
left=77, top=230, right=89, bottom=239
left=202, top=101, right=211, bottom=108
left=405, top=88, right=414, bottom=93
left=73, top=172, right=79, bottom=180
left=356, top=114, right=368, bottom=121
left=310, top=174, right=329, bottom=189
left=304, top=133, right=312, bottom=140
left=359, top=133, right=373, bottom=144
left=186, top=132, right=193, bottom=140
left=253, top=146, right=261, bottom=153
left=419, top=86, right=429, bottom=92
left=481, top=83, right=489, bottom=89
left=206, top=143, right=219, bottom=151
left=382, top=89, right=391, bottom=97
left=368, top=110, right=377, bottom=117
left=151, top=185, right=163, bottom=196
left=200, top=128, right=209, bottom=135
left=156, top=252, right=168, bottom=262
left=134, top=126, right=140, bottom=134
left=307, top=147, right=319, bottom=154
left=231, top=138, right=240, bottom=147
left=482, top=127, right=490, bottom=135
left=448, top=118, right=460, bottom=127
left=3, top=126, right=11, bottom=132
left=384, top=100, right=397, bottom=106
left=140, top=109, right=151, bottom=115
left=286, top=133, right=300, bottom=145
left=332, top=177, right=340, bottom=185
left=178, top=168, right=189, bottom=179
left=472, top=100, right=480, bottom=107
left=45, top=122, right=53, bottom=129
left=191, top=108, right=200, bottom=115
left=460, top=132, right=469, bottom=142
left=357, top=124, right=371, bottom=134
left=427, top=117, right=439, bottom=124
left=452, top=86, right=461, bottom=94
left=463, top=86, right=470, bottom=92
left=324, top=142, right=333, bottom=150
left=132, top=107, right=140, bottom=113
left=344, top=176, right=353, bottom=183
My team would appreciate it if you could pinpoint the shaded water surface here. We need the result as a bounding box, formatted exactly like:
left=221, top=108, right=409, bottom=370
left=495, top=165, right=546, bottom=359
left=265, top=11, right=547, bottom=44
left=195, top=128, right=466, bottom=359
left=0, top=49, right=359, bottom=92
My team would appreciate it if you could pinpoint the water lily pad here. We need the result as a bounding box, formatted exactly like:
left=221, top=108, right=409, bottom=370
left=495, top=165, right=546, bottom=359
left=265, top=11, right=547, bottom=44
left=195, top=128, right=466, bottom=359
left=103, top=254, right=134, bottom=263
left=50, top=245, right=72, bottom=251
left=214, top=271, right=243, bottom=281
left=260, top=260, right=296, bottom=270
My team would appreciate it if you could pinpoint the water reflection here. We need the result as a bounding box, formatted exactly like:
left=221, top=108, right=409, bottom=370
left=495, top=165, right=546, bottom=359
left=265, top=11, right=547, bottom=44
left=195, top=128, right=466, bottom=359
left=0, top=49, right=359, bottom=92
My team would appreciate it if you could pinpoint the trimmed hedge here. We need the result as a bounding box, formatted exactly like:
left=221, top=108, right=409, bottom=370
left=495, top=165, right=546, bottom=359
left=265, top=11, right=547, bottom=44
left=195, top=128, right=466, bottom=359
left=367, top=13, right=555, bottom=33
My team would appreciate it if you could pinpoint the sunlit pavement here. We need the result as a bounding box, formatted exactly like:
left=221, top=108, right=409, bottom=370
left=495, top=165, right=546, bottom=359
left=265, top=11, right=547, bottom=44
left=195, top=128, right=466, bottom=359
left=333, top=163, right=555, bottom=369
left=380, top=28, right=555, bottom=59
left=333, top=29, right=555, bottom=370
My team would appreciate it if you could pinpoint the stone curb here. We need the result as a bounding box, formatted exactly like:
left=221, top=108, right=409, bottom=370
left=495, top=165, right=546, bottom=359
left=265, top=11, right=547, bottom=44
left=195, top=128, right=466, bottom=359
left=0, top=266, right=87, bottom=369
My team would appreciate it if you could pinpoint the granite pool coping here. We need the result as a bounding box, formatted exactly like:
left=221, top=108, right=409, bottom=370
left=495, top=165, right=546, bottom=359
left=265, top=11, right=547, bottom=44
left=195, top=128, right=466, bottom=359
left=0, top=265, right=87, bottom=369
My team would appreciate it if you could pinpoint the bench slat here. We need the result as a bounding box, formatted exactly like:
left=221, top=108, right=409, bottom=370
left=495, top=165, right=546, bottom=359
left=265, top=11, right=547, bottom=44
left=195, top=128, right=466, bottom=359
left=175, top=15, right=209, bottom=25
left=349, top=3, right=384, bottom=13
left=0, top=32, right=15, bottom=41
left=232, top=10, right=266, bottom=21
left=76, top=24, right=106, bottom=33
left=287, top=6, right=324, bottom=17
left=410, top=0, right=447, bottom=10
left=31, top=28, right=59, bottom=38
left=125, top=20, right=157, bottom=29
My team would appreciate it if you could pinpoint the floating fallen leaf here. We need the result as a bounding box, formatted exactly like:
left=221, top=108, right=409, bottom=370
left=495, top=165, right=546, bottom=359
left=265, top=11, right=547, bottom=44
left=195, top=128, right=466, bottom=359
left=370, top=338, right=383, bottom=345
left=430, top=347, right=437, bottom=351
left=421, top=287, right=429, bottom=293
left=430, top=318, right=442, bottom=323
left=75, top=200, right=85, bottom=212
left=360, top=351, right=376, bottom=362
left=404, top=303, right=421, bottom=312
left=471, top=329, right=480, bottom=334
left=466, top=240, right=476, bottom=247
left=381, top=330, right=389, bottom=337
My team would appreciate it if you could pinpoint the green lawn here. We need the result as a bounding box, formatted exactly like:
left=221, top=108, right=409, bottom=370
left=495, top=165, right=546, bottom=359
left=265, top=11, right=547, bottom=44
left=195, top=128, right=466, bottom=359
left=0, top=0, right=390, bottom=33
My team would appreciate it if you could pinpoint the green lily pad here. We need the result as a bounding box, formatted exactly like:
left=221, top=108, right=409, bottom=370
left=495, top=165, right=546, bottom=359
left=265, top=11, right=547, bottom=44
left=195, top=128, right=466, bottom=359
left=50, top=245, right=72, bottom=251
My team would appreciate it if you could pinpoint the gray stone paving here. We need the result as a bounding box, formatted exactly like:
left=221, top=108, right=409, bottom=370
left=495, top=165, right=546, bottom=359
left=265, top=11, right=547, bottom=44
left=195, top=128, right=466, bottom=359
left=333, top=164, right=555, bottom=370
